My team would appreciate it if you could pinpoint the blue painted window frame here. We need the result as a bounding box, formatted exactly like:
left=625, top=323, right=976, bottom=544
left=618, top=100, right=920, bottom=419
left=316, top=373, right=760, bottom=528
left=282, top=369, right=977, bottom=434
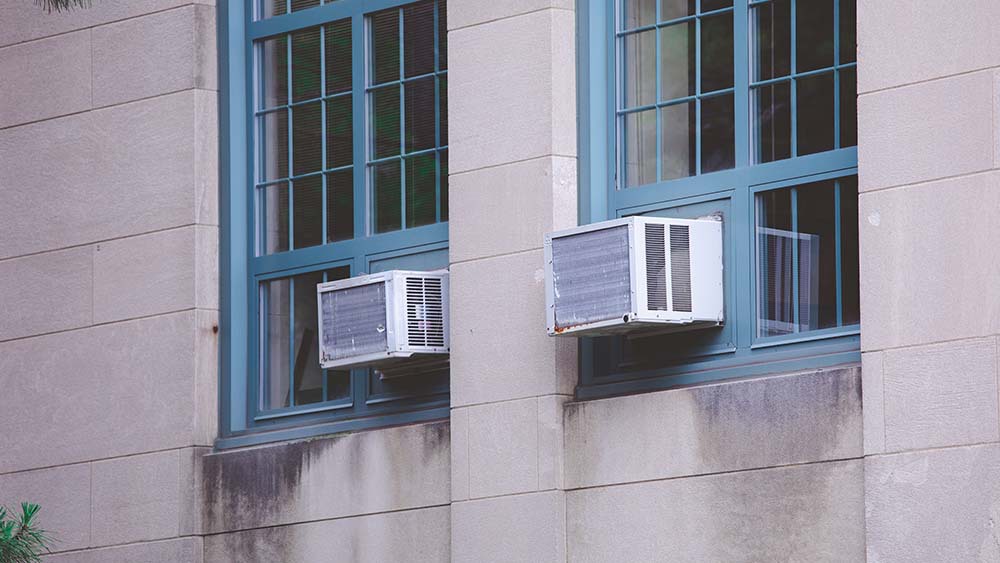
left=218, top=0, right=449, bottom=448
left=576, top=0, right=860, bottom=400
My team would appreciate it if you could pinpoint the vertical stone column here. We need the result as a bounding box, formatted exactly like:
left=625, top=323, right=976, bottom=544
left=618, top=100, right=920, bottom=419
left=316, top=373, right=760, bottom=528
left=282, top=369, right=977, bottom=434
left=446, top=1, right=577, bottom=561
left=857, top=1, right=1000, bottom=560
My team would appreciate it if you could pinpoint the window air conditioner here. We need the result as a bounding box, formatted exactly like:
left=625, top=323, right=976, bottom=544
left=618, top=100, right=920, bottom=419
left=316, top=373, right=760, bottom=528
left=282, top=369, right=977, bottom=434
left=317, top=270, right=449, bottom=373
left=544, top=216, right=723, bottom=337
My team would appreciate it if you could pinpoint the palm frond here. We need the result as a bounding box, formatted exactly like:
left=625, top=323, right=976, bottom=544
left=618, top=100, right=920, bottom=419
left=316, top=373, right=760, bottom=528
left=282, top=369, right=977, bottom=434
left=0, top=503, right=52, bottom=563
left=34, top=0, right=92, bottom=13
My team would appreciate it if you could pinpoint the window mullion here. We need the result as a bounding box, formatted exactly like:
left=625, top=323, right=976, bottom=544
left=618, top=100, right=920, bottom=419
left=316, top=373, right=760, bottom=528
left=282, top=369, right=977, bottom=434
left=398, top=8, right=407, bottom=231
left=352, top=13, right=366, bottom=240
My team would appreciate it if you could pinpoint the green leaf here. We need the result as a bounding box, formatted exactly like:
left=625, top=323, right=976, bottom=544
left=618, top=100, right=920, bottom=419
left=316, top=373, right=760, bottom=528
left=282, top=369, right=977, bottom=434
left=33, top=0, right=92, bottom=13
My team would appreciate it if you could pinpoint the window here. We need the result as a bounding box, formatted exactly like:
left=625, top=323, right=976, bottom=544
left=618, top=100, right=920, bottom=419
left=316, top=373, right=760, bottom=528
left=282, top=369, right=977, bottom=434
left=577, top=0, right=859, bottom=398
left=219, top=0, right=449, bottom=445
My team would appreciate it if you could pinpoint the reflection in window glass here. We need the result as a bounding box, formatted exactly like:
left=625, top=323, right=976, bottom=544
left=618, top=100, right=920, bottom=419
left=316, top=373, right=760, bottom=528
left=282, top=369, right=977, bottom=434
left=660, top=102, right=694, bottom=181
left=624, top=109, right=657, bottom=188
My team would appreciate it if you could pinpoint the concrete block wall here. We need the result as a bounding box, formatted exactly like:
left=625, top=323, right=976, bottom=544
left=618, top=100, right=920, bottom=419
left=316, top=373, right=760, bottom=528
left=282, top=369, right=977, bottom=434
left=857, top=1, right=1000, bottom=560
left=0, top=2, right=218, bottom=560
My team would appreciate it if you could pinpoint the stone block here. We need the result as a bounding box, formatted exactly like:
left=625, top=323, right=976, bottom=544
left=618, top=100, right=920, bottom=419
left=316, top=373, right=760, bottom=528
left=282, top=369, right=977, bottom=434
left=203, top=506, right=449, bottom=563
left=858, top=71, right=993, bottom=192
left=92, top=5, right=216, bottom=107
left=0, top=464, right=91, bottom=552
left=0, top=247, right=93, bottom=342
left=859, top=173, right=1000, bottom=350
left=862, top=351, right=886, bottom=455
left=882, top=337, right=999, bottom=452
left=866, top=444, right=1000, bottom=562
left=564, top=367, right=863, bottom=489
left=0, top=30, right=91, bottom=129
left=91, top=450, right=184, bottom=545
left=450, top=250, right=576, bottom=407
left=200, top=421, right=450, bottom=534
left=449, top=156, right=577, bottom=263
left=449, top=0, right=573, bottom=30
left=45, top=537, right=203, bottom=563
left=451, top=407, right=471, bottom=501
left=567, top=460, right=865, bottom=562
left=452, top=491, right=566, bottom=563
left=467, top=398, right=538, bottom=498
left=537, top=395, right=567, bottom=491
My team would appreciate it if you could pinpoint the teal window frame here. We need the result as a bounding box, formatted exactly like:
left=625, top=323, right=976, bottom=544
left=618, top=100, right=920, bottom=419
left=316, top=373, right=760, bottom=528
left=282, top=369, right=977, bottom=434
left=219, top=0, right=449, bottom=448
left=576, top=0, right=860, bottom=400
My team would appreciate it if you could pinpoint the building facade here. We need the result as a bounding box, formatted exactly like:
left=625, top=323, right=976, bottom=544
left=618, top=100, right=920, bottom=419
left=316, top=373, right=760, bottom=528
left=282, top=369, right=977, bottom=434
left=1, top=0, right=998, bottom=561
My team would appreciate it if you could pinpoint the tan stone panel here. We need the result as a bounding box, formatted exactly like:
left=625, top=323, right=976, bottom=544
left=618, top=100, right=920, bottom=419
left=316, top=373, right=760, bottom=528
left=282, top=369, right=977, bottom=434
left=0, top=247, right=93, bottom=342
left=0, top=30, right=91, bottom=129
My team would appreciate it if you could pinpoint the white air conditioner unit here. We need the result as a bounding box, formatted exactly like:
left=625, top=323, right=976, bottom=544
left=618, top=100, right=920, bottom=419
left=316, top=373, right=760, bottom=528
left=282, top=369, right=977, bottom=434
left=317, top=269, right=449, bottom=372
left=544, top=216, right=723, bottom=337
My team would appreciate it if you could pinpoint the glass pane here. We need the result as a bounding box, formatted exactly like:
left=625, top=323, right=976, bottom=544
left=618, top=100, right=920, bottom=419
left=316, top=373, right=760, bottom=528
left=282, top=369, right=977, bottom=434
left=260, top=110, right=289, bottom=181
left=291, top=27, right=321, bottom=103
left=660, top=0, right=695, bottom=22
left=839, top=0, right=857, bottom=64
left=405, top=153, right=437, bottom=228
left=373, top=160, right=402, bottom=233
left=326, top=169, right=354, bottom=242
left=623, top=30, right=656, bottom=108
left=624, top=109, right=656, bottom=188
left=701, top=11, right=733, bottom=93
left=326, top=95, right=353, bottom=168
left=701, top=0, right=732, bottom=11
left=797, top=0, right=834, bottom=72
left=290, top=0, right=319, bottom=12
left=325, top=20, right=352, bottom=95
left=659, top=22, right=696, bottom=101
left=292, top=271, right=324, bottom=406
left=439, top=74, right=448, bottom=146
left=797, top=72, right=835, bottom=156
left=440, top=149, right=449, bottom=221
left=405, top=77, right=436, bottom=153
left=756, top=188, right=793, bottom=338
left=371, top=9, right=400, bottom=85
left=404, top=0, right=436, bottom=78
left=753, top=81, right=791, bottom=163
left=624, top=0, right=656, bottom=29
left=262, top=277, right=290, bottom=410
left=752, top=0, right=791, bottom=82
left=438, top=0, right=448, bottom=70
left=292, top=102, right=323, bottom=175
left=839, top=67, right=857, bottom=148
left=323, top=267, right=353, bottom=402
left=260, top=0, right=286, bottom=21
left=839, top=177, right=860, bottom=325
left=371, top=86, right=401, bottom=159
left=795, top=181, right=838, bottom=330
left=292, top=175, right=322, bottom=249
left=660, top=102, right=695, bottom=181
left=261, top=182, right=289, bottom=254
left=260, top=35, right=288, bottom=109
left=701, top=93, right=734, bottom=173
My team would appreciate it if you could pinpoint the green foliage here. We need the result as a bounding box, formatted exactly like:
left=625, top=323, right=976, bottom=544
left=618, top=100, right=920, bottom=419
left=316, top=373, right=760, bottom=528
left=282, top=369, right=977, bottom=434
left=0, top=504, right=51, bottom=563
left=34, top=0, right=92, bottom=13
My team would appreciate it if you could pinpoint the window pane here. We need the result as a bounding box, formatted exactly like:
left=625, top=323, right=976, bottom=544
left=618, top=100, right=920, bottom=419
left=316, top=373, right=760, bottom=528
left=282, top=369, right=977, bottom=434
left=403, top=0, right=436, bottom=78
left=438, top=0, right=448, bottom=70
left=290, top=0, right=319, bottom=12
left=371, top=86, right=401, bottom=159
left=624, top=109, right=656, bottom=188
left=326, top=95, right=353, bottom=168
left=795, top=182, right=838, bottom=330
left=260, top=35, right=288, bottom=109
left=660, top=102, right=695, bottom=181
left=839, top=177, right=860, bottom=325
left=405, top=77, right=437, bottom=153
left=701, top=0, right=732, bottom=11
left=292, top=175, right=322, bottom=249
left=751, top=0, right=791, bottom=82
left=260, top=110, right=289, bottom=181
left=623, top=30, right=656, bottom=108
left=439, top=74, right=448, bottom=146
left=292, top=102, right=323, bottom=175
left=701, top=11, right=733, bottom=93
left=839, top=67, right=857, bottom=148
left=291, top=27, right=321, bottom=103
left=325, top=20, right=352, bottom=95
left=260, top=0, right=287, bottom=21
left=756, top=188, right=793, bottom=337
left=839, top=0, right=857, bottom=63
left=260, top=182, right=289, bottom=254
left=326, top=169, right=354, bottom=242
left=659, top=22, right=696, bottom=101
left=660, top=0, right=695, bottom=22
left=292, top=271, right=324, bottom=405
left=371, top=9, right=401, bottom=85
left=701, top=93, right=734, bottom=173
left=797, top=0, right=834, bottom=72
left=753, top=81, right=791, bottom=163
left=624, top=0, right=656, bottom=29
left=373, top=160, right=402, bottom=233
left=262, top=277, right=290, bottom=410
left=405, top=153, right=437, bottom=228
left=440, top=149, right=449, bottom=221
left=323, top=266, right=353, bottom=402
left=797, top=72, right=835, bottom=156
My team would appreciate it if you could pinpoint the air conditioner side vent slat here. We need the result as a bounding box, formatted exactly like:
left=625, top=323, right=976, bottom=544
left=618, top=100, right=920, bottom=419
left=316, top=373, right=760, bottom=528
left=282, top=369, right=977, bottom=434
left=405, top=276, right=446, bottom=348
left=670, top=224, right=693, bottom=313
left=645, top=223, right=669, bottom=311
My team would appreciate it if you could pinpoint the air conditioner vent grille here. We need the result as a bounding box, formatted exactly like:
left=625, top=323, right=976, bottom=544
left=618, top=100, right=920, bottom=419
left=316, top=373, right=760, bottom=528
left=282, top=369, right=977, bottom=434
left=405, top=276, right=446, bottom=348
left=670, top=224, right=692, bottom=312
left=320, top=282, right=387, bottom=361
left=645, top=223, right=668, bottom=311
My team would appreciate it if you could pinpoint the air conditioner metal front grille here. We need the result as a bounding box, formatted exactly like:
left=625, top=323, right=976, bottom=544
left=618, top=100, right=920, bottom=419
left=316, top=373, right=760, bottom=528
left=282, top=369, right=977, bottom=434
left=670, top=224, right=692, bottom=312
left=551, top=225, right=631, bottom=331
left=405, top=276, right=445, bottom=348
left=645, top=223, right=668, bottom=311
left=320, top=282, right=387, bottom=360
